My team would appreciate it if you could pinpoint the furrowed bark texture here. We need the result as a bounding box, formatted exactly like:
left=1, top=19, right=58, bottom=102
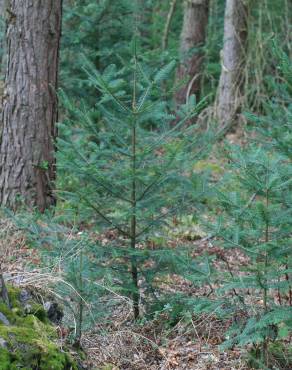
left=0, top=1, right=4, bottom=115
left=0, top=0, right=62, bottom=211
left=215, top=0, right=248, bottom=128
left=175, top=0, right=209, bottom=105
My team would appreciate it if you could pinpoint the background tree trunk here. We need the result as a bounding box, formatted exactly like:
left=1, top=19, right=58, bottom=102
left=174, top=0, right=209, bottom=105
left=162, top=0, right=177, bottom=51
left=0, top=0, right=62, bottom=212
left=0, top=0, right=5, bottom=77
left=215, top=0, right=248, bottom=129
left=0, top=0, right=4, bottom=21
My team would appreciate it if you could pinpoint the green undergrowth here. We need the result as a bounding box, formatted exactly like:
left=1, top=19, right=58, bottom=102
left=0, top=285, right=77, bottom=370
left=247, top=341, right=292, bottom=370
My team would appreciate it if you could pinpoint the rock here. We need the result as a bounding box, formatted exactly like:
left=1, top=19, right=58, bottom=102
left=44, top=301, right=63, bottom=324
left=19, top=289, right=31, bottom=304
left=23, top=304, right=32, bottom=314
left=0, top=312, right=10, bottom=326
left=0, top=285, right=78, bottom=369
left=0, top=337, right=8, bottom=348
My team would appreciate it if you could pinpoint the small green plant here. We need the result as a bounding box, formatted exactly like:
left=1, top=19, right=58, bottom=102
left=0, top=14, right=5, bottom=74
left=57, top=47, right=211, bottom=319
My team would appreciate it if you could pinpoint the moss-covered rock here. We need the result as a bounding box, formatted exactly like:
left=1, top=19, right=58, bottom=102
left=0, top=285, right=78, bottom=370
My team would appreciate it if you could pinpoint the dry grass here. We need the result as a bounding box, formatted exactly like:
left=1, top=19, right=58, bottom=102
left=81, top=303, right=249, bottom=370
left=0, top=216, right=34, bottom=272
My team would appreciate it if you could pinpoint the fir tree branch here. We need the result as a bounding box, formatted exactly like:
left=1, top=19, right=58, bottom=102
left=137, top=205, right=180, bottom=238
left=81, top=170, right=132, bottom=204
left=72, top=150, right=131, bottom=203
left=78, top=193, right=131, bottom=238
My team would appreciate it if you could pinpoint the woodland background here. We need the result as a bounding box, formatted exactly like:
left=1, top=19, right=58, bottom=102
left=0, top=1, right=291, bottom=369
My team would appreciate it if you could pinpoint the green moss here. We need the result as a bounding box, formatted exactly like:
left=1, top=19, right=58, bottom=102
left=6, top=286, right=23, bottom=310
left=0, top=323, right=77, bottom=369
left=0, top=346, right=76, bottom=370
left=0, top=303, right=52, bottom=331
left=0, top=349, right=14, bottom=370
left=0, top=303, right=15, bottom=323
left=29, top=303, right=49, bottom=323
left=0, top=285, right=78, bottom=369
left=39, top=343, right=75, bottom=370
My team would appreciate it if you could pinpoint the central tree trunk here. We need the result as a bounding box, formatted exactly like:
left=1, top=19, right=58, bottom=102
left=0, top=0, right=62, bottom=212
left=175, top=0, right=209, bottom=105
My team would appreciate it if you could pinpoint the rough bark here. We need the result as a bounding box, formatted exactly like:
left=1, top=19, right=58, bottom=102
left=215, top=0, right=248, bottom=128
left=0, top=0, right=62, bottom=212
left=175, top=0, right=209, bottom=105
left=0, top=0, right=5, bottom=109
left=0, top=0, right=5, bottom=69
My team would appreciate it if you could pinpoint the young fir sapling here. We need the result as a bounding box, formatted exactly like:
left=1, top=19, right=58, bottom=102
left=57, top=49, right=212, bottom=319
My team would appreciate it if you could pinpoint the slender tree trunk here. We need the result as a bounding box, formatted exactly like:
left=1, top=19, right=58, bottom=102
left=0, top=0, right=4, bottom=115
left=0, top=0, right=5, bottom=79
left=175, top=0, right=209, bottom=105
left=0, top=0, right=62, bottom=212
left=162, top=0, right=177, bottom=51
left=215, top=0, right=248, bottom=129
left=131, top=58, right=139, bottom=320
left=0, top=0, right=4, bottom=23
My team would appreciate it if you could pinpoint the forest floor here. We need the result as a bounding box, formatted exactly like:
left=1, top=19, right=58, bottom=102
left=0, top=128, right=283, bottom=370
left=82, top=243, right=250, bottom=370
left=0, top=215, right=252, bottom=370
left=0, top=130, right=254, bottom=370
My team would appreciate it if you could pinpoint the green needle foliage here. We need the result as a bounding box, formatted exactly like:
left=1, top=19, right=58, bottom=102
left=214, top=147, right=292, bottom=355
left=199, top=44, right=292, bottom=368
left=61, top=0, right=135, bottom=102
left=191, top=143, right=292, bottom=368
left=57, top=48, right=212, bottom=319
left=248, top=41, right=292, bottom=159
left=9, top=211, right=110, bottom=346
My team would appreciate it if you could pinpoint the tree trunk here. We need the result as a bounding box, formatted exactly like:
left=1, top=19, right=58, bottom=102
left=175, top=0, right=209, bottom=105
left=0, top=0, right=4, bottom=20
left=0, top=0, right=6, bottom=114
left=215, top=0, right=248, bottom=129
left=0, top=0, right=62, bottom=212
left=162, top=0, right=177, bottom=51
